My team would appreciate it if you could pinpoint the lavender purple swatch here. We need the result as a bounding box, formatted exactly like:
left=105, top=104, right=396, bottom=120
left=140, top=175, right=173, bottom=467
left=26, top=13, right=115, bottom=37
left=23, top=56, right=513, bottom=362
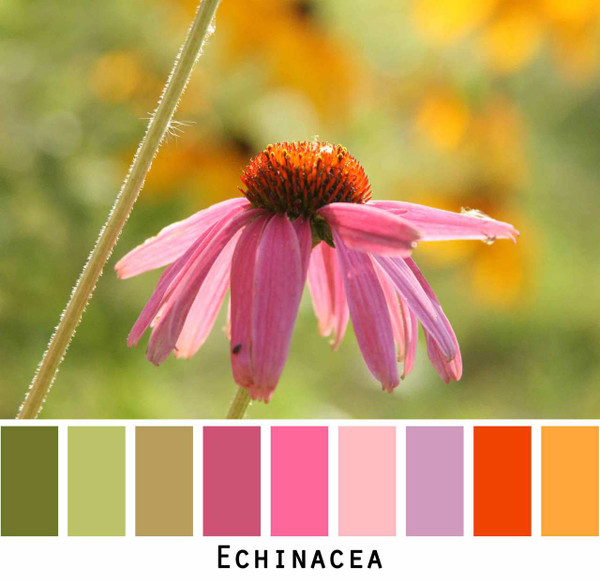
left=406, top=426, right=464, bottom=536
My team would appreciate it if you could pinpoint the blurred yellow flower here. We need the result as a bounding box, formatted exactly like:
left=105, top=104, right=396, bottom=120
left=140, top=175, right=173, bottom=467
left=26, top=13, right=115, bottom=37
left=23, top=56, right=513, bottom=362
left=550, top=20, right=600, bottom=82
left=467, top=96, right=527, bottom=188
left=541, top=0, right=599, bottom=26
left=415, top=87, right=471, bottom=151
left=412, top=0, right=600, bottom=82
left=413, top=0, right=497, bottom=44
left=89, top=51, right=162, bottom=112
left=200, top=0, right=362, bottom=118
left=90, top=51, right=144, bottom=102
left=415, top=87, right=527, bottom=189
left=482, top=6, right=543, bottom=73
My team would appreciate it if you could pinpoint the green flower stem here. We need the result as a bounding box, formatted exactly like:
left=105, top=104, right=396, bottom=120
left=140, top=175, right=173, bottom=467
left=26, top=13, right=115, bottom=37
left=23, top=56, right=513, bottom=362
left=17, top=0, right=222, bottom=419
left=225, top=386, right=252, bottom=419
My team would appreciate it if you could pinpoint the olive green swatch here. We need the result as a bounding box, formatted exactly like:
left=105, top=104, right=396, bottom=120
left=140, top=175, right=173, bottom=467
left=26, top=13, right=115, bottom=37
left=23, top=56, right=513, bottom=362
left=135, top=426, right=193, bottom=536
left=68, top=427, right=125, bottom=536
left=1, top=426, right=58, bottom=536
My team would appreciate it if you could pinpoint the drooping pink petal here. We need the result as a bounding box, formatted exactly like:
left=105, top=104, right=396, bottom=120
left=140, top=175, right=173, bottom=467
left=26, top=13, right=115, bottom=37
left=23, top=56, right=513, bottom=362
left=369, top=200, right=519, bottom=242
left=375, top=264, right=419, bottom=378
left=400, top=299, right=418, bottom=378
left=307, top=242, right=349, bottom=349
left=223, top=297, right=232, bottom=340
left=317, top=203, right=421, bottom=256
left=115, top=198, right=250, bottom=279
left=374, top=255, right=457, bottom=361
left=404, top=257, right=462, bottom=380
left=375, top=264, right=407, bottom=362
left=329, top=252, right=349, bottom=351
left=250, top=214, right=306, bottom=402
left=292, top=217, right=313, bottom=279
left=127, top=222, right=218, bottom=348
left=128, top=203, right=254, bottom=348
left=424, top=330, right=463, bottom=382
left=145, top=208, right=263, bottom=364
left=174, top=231, right=240, bottom=359
left=307, top=243, right=333, bottom=337
left=333, top=231, right=399, bottom=392
left=404, top=257, right=442, bottom=305
left=229, top=215, right=269, bottom=389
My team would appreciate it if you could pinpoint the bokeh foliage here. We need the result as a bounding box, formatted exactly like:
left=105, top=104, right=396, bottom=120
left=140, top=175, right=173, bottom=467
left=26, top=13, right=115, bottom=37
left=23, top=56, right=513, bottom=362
left=1, top=0, right=599, bottom=418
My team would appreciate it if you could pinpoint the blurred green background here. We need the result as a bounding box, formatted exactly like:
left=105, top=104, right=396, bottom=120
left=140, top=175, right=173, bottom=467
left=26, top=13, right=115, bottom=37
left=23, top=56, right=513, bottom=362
left=1, top=0, right=599, bottom=418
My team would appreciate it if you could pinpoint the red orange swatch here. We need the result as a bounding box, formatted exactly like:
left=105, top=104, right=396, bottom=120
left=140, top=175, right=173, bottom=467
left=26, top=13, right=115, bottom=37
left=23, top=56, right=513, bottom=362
left=474, top=426, right=531, bottom=536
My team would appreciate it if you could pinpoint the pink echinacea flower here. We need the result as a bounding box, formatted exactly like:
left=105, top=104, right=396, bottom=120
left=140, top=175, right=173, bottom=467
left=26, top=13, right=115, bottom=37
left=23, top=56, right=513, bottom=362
left=116, top=142, right=518, bottom=402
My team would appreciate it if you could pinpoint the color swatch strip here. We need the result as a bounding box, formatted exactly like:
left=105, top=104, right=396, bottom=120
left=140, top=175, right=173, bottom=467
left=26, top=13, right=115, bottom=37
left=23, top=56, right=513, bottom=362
left=271, top=426, right=328, bottom=536
left=474, top=426, right=532, bottom=536
left=339, top=426, right=396, bottom=536
left=542, top=426, right=598, bottom=536
left=0, top=423, right=599, bottom=537
left=406, top=426, right=464, bottom=536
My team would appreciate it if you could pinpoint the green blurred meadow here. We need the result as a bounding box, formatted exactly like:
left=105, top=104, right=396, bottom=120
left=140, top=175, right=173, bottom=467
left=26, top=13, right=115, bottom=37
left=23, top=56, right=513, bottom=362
left=1, top=0, right=599, bottom=418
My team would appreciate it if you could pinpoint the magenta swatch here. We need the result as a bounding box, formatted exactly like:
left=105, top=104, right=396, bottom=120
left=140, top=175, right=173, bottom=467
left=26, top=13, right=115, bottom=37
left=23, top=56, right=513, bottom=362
left=271, top=426, right=328, bottom=536
left=203, top=427, right=260, bottom=536
left=406, top=426, right=464, bottom=536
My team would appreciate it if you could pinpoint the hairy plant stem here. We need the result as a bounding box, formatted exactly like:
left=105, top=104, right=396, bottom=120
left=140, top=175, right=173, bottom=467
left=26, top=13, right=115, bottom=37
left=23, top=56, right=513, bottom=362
left=225, top=386, right=252, bottom=419
left=17, top=0, right=222, bottom=419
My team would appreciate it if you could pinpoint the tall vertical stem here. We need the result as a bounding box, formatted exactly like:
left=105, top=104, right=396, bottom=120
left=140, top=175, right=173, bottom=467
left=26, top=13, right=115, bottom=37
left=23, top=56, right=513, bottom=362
left=17, top=0, right=222, bottom=419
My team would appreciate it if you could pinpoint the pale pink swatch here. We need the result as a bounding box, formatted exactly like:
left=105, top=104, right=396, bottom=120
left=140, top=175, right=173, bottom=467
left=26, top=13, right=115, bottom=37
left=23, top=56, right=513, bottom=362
left=339, top=426, right=396, bottom=536
left=271, top=427, right=328, bottom=536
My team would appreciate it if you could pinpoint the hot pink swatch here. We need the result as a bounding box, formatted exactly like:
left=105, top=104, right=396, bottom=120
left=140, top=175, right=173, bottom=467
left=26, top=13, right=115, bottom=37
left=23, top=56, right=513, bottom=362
left=339, top=426, right=396, bottom=535
left=271, top=426, right=328, bottom=536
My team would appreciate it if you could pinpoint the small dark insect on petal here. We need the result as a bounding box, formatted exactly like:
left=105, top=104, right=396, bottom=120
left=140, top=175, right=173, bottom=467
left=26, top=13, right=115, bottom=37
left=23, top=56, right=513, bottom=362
left=232, top=344, right=242, bottom=355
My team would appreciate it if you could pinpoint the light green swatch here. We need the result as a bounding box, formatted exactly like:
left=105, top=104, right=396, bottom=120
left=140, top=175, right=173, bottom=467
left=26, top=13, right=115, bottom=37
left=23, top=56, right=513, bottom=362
left=68, top=427, right=125, bottom=536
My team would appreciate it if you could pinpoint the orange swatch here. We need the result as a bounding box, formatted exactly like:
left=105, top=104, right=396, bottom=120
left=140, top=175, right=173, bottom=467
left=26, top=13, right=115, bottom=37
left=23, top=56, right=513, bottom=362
left=474, top=426, right=531, bottom=536
left=542, top=426, right=599, bottom=536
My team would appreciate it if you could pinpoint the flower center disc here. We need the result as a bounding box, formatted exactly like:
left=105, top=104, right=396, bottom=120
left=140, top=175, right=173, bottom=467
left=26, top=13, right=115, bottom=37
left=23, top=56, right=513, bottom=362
left=240, top=141, right=371, bottom=219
